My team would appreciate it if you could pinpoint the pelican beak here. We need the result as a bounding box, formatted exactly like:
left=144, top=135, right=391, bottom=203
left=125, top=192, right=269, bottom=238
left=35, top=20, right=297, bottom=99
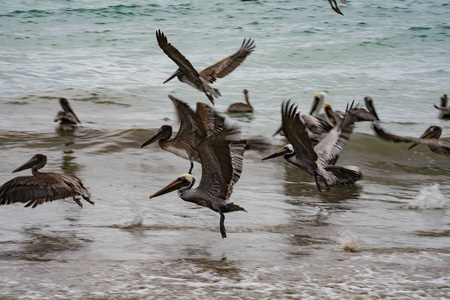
left=163, top=70, right=180, bottom=84
left=262, top=146, right=290, bottom=161
left=408, top=127, right=435, bottom=150
left=365, top=97, right=380, bottom=121
left=12, top=156, right=38, bottom=173
left=141, top=128, right=165, bottom=148
left=149, top=177, right=189, bottom=199
left=272, top=125, right=283, bottom=137
left=60, top=98, right=81, bottom=123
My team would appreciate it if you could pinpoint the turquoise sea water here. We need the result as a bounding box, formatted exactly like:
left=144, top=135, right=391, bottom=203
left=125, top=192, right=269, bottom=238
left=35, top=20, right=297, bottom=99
left=0, top=1, right=449, bottom=298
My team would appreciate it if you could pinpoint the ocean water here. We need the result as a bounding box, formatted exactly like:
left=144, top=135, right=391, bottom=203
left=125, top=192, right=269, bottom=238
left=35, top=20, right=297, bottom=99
left=1, top=0, right=449, bottom=299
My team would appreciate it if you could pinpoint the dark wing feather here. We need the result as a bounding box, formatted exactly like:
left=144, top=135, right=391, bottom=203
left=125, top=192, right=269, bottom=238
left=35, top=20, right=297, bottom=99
left=195, top=102, right=226, bottom=136
left=168, top=95, right=206, bottom=145
left=0, top=173, right=90, bottom=208
left=197, top=130, right=246, bottom=200
left=156, top=30, right=202, bottom=80
left=281, top=100, right=318, bottom=167
left=199, top=38, right=255, bottom=83
left=315, top=103, right=358, bottom=168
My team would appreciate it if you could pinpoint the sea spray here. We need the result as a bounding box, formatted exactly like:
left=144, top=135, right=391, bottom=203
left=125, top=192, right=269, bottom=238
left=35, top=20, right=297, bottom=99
left=409, top=183, right=447, bottom=210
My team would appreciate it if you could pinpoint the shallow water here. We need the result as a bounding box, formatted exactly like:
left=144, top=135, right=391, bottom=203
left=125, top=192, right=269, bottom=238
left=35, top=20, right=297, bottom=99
left=1, top=0, right=450, bottom=299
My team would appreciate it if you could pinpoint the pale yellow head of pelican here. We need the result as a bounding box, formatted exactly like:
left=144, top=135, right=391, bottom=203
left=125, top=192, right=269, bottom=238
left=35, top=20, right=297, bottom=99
left=262, top=144, right=293, bottom=161
left=309, top=92, right=325, bottom=116
left=149, top=173, right=195, bottom=199
left=323, top=103, right=338, bottom=125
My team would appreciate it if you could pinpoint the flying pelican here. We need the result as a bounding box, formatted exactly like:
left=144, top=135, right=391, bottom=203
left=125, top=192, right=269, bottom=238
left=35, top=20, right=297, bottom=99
left=263, top=100, right=362, bottom=190
left=156, top=30, right=255, bottom=105
left=54, top=98, right=81, bottom=130
left=0, top=154, right=93, bottom=208
left=372, top=124, right=450, bottom=157
left=328, top=0, right=347, bottom=15
left=149, top=130, right=247, bottom=238
left=141, top=95, right=238, bottom=173
left=433, top=94, right=450, bottom=120
left=227, top=89, right=253, bottom=113
left=317, top=96, right=380, bottom=124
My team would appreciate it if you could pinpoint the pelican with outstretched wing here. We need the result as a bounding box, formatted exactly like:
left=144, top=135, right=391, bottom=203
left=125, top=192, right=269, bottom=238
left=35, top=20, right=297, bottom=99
left=54, top=98, right=81, bottom=130
left=156, top=30, right=255, bottom=105
left=149, top=130, right=246, bottom=238
left=372, top=124, right=450, bottom=157
left=0, top=154, right=93, bottom=208
left=263, top=100, right=362, bottom=190
left=141, top=95, right=238, bottom=173
left=434, top=94, right=450, bottom=120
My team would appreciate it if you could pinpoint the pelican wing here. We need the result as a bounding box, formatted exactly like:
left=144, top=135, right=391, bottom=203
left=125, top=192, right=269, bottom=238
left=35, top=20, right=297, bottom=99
left=314, top=103, right=358, bottom=168
left=197, top=130, right=246, bottom=200
left=301, top=114, right=333, bottom=135
left=156, top=30, right=202, bottom=81
left=281, top=100, right=318, bottom=167
left=328, top=0, right=347, bottom=15
left=0, top=173, right=90, bottom=208
left=195, top=102, right=226, bottom=136
left=199, top=38, right=255, bottom=84
left=168, top=95, right=210, bottom=155
left=372, top=124, right=450, bottom=156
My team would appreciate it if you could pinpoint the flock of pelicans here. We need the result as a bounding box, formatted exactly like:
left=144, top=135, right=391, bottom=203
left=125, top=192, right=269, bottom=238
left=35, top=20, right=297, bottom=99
left=1, top=28, right=449, bottom=239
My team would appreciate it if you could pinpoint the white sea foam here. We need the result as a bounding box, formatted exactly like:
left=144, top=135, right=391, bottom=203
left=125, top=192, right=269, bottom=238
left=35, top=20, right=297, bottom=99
left=336, top=230, right=360, bottom=252
left=409, top=183, right=447, bottom=210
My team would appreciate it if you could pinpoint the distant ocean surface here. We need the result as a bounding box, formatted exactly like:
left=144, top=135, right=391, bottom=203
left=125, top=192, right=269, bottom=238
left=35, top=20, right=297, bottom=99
left=1, top=1, right=449, bottom=299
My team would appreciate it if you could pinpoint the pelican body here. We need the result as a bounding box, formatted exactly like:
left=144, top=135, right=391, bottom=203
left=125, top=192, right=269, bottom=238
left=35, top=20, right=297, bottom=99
left=141, top=95, right=238, bottom=173
left=263, top=100, right=362, bottom=190
left=149, top=131, right=246, bottom=238
left=227, top=89, right=253, bottom=113
left=372, top=124, right=450, bottom=157
left=434, top=94, right=450, bottom=120
left=156, top=30, right=255, bottom=105
left=54, top=98, right=81, bottom=130
left=0, top=154, right=93, bottom=208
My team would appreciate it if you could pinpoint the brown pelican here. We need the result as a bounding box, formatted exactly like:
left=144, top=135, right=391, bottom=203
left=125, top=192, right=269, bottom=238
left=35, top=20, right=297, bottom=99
left=372, top=124, right=450, bottom=157
left=317, top=96, right=380, bottom=124
left=263, top=100, right=362, bottom=190
left=328, top=0, right=347, bottom=15
left=434, top=94, right=450, bottom=120
left=141, top=95, right=238, bottom=173
left=227, top=89, right=253, bottom=113
left=54, top=98, right=81, bottom=130
left=0, top=154, right=93, bottom=208
left=156, top=30, right=255, bottom=105
left=149, top=130, right=246, bottom=238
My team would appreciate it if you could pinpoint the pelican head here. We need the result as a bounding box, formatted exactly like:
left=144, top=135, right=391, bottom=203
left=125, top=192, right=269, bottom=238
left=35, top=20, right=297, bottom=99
left=13, top=154, right=47, bottom=173
left=163, top=68, right=183, bottom=84
left=364, top=96, right=380, bottom=121
left=408, top=126, right=442, bottom=150
left=60, top=98, right=81, bottom=123
left=262, top=144, right=294, bottom=161
left=309, top=92, right=325, bottom=116
left=141, top=125, right=172, bottom=148
left=323, top=103, right=338, bottom=125
left=149, top=173, right=195, bottom=199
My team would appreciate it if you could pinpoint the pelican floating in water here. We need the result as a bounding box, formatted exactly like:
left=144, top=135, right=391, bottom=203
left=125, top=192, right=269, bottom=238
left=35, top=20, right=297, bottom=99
left=54, top=98, right=81, bottom=130
left=434, top=94, right=450, bottom=120
left=0, top=154, right=93, bottom=208
left=328, top=0, right=347, bottom=15
left=149, top=130, right=246, bottom=238
left=263, top=100, right=362, bottom=190
left=372, top=124, right=450, bottom=157
left=227, top=89, right=253, bottom=113
left=141, top=95, right=238, bottom=173
left=156, top=30, right=255, bottom=105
